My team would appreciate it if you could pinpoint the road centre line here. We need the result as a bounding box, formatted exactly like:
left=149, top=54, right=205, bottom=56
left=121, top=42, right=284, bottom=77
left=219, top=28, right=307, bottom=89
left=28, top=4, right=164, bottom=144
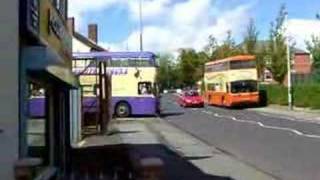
left=201, top=110, right=212, bottom=114
left=199, top=110, right=320, bottom=139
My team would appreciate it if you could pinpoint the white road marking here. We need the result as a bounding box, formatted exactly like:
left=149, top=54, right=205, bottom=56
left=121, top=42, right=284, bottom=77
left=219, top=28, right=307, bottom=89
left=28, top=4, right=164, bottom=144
left=259, top=112, right=320, bottom=125
left=201, top=110, right=212, bottom=114
left=200, top=110, right=320, bottom=139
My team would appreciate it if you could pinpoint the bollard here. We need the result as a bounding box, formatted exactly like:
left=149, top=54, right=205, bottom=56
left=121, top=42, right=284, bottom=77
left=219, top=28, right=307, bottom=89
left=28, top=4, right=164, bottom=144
left=138, top=157, right=164, bottom=180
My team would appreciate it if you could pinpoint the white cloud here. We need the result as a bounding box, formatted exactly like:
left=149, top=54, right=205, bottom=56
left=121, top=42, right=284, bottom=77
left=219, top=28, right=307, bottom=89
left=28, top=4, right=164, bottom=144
left=172, top=0, right=211, bottom=26
left=68, top=0, right=124, bottom=29
left=128, top=0, right=172, bottom=21
left=102, top=0, right=252, bottom=53
left=286, top=19, right=320, bottom=50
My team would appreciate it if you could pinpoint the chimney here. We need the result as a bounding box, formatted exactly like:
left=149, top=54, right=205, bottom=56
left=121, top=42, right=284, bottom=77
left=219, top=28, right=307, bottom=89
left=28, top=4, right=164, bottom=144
left=67, top=17, right=75, bottom=35
left=88, top=24, right=98, bottom=43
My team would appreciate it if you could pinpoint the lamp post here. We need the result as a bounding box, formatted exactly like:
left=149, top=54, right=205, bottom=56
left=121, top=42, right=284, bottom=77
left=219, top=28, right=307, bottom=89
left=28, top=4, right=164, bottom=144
left=285, top=13, right=293, bottom=110
left=139, top=0, right=143, bottom=52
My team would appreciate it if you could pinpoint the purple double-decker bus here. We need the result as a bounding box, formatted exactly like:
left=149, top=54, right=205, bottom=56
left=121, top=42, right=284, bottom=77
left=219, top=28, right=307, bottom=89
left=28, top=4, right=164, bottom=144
left=73, top=51, right=160, bottom=117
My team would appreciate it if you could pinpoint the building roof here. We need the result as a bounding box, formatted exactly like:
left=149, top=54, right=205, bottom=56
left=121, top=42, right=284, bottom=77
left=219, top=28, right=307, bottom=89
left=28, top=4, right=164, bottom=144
left=73, top=32, right=106, bottom=52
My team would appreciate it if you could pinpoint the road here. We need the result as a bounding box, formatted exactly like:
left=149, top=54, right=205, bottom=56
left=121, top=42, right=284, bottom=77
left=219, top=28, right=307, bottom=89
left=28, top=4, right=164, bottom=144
left=160, top=94, right=320, bottom=180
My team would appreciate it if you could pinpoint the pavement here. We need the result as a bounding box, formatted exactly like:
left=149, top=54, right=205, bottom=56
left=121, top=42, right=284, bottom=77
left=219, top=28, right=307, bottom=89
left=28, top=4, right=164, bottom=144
left=161, top=93, right=320, bottom=180
left=75, top=116, right=275, bottom=179
left=249, top=105, right=320, bottom=123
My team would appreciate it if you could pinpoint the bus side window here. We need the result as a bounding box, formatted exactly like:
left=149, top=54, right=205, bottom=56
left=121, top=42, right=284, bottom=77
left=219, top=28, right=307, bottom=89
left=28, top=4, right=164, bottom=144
left=138, top=82, right=152, bottom=95
left=207, top=84, right=215, bottom=91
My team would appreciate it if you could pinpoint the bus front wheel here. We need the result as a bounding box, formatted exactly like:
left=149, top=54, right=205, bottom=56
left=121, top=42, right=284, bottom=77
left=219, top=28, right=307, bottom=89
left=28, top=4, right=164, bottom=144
left=115, top=102, right=131, bottom=117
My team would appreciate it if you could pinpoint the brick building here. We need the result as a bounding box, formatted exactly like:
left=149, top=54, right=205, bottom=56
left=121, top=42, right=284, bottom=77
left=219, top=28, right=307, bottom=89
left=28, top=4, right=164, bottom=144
left=264, top=48, right=313, bottom=84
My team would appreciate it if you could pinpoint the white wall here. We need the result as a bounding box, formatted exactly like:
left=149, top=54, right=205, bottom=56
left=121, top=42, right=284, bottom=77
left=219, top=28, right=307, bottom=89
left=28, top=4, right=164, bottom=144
left=0, top=0, right=19, bottom=179
left=70, top=36, right=92, bottom=145
left=72, top=37, right=91, bottom=53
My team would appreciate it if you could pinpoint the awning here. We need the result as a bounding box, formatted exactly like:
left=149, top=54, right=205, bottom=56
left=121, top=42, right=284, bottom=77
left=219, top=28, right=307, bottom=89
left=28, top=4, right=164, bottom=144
left=21, top=46, right=79, bottom=88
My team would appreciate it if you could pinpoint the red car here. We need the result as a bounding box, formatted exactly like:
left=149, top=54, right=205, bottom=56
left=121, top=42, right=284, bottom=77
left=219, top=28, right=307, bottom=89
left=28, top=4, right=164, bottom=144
left=177, top=91, right=204, bottom=107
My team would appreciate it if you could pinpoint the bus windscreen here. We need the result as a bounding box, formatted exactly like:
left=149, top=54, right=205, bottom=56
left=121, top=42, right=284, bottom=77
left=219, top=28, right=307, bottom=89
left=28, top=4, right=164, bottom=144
left=230, top=80, right=258, bottom=93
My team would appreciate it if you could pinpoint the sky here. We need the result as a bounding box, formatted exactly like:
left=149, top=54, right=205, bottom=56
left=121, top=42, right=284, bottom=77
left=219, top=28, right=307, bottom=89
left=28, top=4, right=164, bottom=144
left=68, top=0, right=320, bottom=53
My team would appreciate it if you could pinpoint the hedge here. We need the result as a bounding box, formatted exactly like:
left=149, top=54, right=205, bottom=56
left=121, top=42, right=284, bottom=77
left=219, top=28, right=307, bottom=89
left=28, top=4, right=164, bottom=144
left=260, top=83, right=320, bottom=109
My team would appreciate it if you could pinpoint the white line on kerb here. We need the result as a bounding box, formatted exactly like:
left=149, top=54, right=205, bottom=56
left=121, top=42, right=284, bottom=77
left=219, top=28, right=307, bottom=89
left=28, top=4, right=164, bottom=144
left=201, top=111, right=320, bottom=139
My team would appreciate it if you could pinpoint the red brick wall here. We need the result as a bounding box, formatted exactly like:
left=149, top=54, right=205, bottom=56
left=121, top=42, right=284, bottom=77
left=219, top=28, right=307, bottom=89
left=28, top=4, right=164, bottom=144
left=283, top=53, right=312, bottom=86
left=293, top=53, right=312, bottom=74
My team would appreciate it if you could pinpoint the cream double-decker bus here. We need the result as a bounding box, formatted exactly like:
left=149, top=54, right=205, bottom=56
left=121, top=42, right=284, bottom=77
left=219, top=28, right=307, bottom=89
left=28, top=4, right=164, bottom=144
left=204, top=55, right=259, bottom=107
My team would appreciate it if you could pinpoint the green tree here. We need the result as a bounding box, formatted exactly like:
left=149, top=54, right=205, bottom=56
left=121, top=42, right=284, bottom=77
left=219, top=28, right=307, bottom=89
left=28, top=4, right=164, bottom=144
left=156, top=54, right=178, bottom=90
left=306, top=35, right=320, bottom=82
left=243, top=19, right=259, bottom=55
left=204, top=35, right=219, bottom=58
left=205, top=31, right=242, bottom=60
left=267, top=4, right=288, bottom=84
left=242, top=19, right=267, bottom=80
left=177, top=49, right=203, bottom=87
left=216, top=31, right=242, bottom=59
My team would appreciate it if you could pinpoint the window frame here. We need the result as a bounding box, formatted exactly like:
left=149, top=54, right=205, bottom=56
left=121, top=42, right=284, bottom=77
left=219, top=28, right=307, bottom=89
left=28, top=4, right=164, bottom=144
left=51, top=0, right=67, bottom=20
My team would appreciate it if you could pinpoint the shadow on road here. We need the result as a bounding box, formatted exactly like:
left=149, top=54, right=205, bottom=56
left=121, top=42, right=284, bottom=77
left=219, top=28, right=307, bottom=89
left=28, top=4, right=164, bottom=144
left=127, top=144, right=234, bottom=180
left=69, top=144, right=234, bottom=180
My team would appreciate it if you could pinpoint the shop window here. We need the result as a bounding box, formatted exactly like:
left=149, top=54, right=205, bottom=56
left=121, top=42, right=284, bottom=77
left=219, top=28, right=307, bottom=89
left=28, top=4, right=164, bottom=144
left=27, top=83, right=48, bottom=165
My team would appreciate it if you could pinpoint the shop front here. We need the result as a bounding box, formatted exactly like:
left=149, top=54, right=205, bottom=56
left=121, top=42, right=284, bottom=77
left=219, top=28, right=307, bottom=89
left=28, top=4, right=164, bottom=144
left=17, top=0, right=78, bottom=179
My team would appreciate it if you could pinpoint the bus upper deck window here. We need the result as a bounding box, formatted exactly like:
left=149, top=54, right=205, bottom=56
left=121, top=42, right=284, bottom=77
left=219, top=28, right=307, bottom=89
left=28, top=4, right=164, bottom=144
left=230, top=60, right=256, bottom=69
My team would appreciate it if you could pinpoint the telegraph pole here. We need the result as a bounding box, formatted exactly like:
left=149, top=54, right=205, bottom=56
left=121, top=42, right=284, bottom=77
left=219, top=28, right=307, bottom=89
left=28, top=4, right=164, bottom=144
left=139, top=0, right=143, bottom=52
left=285, top=13, right=293, bottom=110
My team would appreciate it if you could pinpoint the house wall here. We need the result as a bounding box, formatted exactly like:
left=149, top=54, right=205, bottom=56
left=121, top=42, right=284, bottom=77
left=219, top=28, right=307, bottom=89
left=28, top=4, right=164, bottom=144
left=70, top=35, right=93, bottom=145
left=0, top=0, right=19, bottom=179
left=73, top=37, right=92, bottom=52
left=264, top=53, right=313, bottom=85
left=293, top=53, right=312, bottom=74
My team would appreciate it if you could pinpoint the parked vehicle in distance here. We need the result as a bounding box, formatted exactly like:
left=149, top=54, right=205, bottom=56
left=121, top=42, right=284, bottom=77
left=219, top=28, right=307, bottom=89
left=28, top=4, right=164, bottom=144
left=176, top=89, right=182, bottom=94
left=168, top=89, right=177, bottom=93
left=177, top=91, right=204, bottom=107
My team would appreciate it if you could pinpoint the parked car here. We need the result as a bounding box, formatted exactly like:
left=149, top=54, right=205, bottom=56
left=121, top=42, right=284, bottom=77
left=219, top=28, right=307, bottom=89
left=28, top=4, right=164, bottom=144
left=168, top=89, right=177, bottom=93
left=177, top=91, right=204, bottom=107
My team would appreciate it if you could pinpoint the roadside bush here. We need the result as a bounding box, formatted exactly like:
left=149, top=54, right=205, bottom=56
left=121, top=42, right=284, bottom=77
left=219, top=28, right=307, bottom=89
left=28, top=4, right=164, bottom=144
left=260, top=83, right=320, bottom=109
left=260, top=84, right=287, bottom=105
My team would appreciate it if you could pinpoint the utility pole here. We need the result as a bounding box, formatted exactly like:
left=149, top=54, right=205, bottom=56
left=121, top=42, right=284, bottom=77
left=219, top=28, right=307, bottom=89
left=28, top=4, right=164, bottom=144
left=285, top=13, right=293, bottom=110
left=139, top=0, right=143, bottom=51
